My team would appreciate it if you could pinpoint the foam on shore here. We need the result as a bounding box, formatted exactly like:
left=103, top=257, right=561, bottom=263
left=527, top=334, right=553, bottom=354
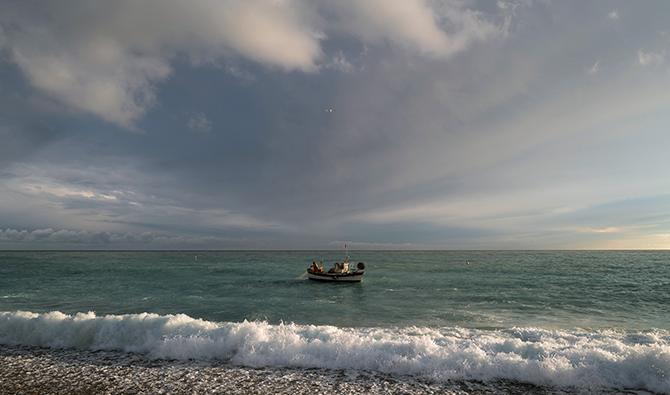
left=1, top=311, right=668, bottom=392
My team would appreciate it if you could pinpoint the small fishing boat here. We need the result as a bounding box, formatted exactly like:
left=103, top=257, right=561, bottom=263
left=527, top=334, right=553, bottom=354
left=307, top=245, right=365, bottom=282
left=307, top=257, right=365, bottom=282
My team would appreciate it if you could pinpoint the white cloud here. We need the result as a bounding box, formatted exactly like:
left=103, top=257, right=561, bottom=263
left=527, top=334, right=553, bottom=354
left=347, top=184, right=590, bottom=229
left=0, top=227, right=104, bottom=243
left=330, top=0, right=497, bottom=57
left=0, top=226, right=289, bottom=248
left=638, top=49, right=665, bottom=66
left=3, top=165, right=123, bottom=203
left=0, top=0, right=323, bottom=127
left=588, top=60, right=600, bottom=75
left=10, top=43, right=171, bottom=128
left=328, top=240, right=416, bottom=250
left=0, top=1, right=495, bottom=127
left=0, top=162, right=287, bottom=235
left=331, top=0, right=449, bottom=56
left=607, top=9, right=619, bottom=20
left=0, top=227, right=176, bottom=245
left=20, top=182, right=118, bottom=202
left=326, top=51, right=354, bottom=73
left=187, top=112, right=212, bottom=133
left=576, top=226, right=622, bottom=234
left=574, top=232, right=670, bottom=250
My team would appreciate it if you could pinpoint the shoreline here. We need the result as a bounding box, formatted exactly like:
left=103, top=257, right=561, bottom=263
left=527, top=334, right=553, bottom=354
left=0, top=345, right=652, bottom=395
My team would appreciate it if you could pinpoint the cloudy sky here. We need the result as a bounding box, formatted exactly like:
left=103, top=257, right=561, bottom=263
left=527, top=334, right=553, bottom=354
left=1, top=0, right=669, bottom=249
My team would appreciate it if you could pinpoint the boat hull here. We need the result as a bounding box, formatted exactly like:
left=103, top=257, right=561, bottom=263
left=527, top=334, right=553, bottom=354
left=307, top=271, right=364, bottom=282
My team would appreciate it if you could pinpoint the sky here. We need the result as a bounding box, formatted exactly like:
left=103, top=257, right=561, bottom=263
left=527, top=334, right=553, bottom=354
left=1, top=0, right=669, bottom=250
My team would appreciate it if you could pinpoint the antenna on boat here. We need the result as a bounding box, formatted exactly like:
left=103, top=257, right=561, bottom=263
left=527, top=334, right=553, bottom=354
left=344, top=242, right=349, bottom=262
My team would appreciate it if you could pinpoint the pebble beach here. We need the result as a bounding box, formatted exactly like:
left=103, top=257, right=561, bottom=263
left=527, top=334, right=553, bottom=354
left=0, top=345, right=656, bottom=395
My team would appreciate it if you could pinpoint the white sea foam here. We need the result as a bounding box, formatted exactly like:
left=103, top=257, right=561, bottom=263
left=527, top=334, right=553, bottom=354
left=1, top=311, right=668, bottom=392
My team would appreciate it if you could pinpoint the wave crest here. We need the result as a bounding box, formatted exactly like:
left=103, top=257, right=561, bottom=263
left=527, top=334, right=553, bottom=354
left=1, top=311, right=669, bottom=392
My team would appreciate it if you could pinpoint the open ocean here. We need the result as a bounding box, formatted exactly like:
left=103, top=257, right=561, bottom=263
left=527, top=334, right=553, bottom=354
left=1, top=250, right=669, bottom=393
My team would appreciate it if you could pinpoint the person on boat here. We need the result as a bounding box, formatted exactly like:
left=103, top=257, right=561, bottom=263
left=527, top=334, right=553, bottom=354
left=328, top=262, right=348, bottom=273
left=309, top=261, right=322, bottom=273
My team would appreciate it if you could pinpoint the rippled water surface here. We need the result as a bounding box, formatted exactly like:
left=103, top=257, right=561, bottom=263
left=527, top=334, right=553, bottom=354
left=1, top=250, right=668, bottom=330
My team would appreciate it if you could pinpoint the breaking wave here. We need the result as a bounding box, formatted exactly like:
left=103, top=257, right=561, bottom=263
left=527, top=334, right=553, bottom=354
left=1, top=311, right=668, bottom=392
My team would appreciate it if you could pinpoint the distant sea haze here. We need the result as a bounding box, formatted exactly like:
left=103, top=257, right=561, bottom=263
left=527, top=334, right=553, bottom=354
left=1, top=250, right=669, bottom=392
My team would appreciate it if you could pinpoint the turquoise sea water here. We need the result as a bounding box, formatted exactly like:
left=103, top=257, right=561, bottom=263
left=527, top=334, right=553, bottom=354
left=1, top=250, right=669, bottom=391
left=1, top=250, right=668, bottom=330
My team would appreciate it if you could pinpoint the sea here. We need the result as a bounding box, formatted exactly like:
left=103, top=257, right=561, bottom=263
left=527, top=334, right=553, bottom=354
left=1, top=250, right=669, bottom=393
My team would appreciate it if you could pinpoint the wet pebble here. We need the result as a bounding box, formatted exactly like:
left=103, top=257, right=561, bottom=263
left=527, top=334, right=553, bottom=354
left=0, top=345, right=648, bottom=395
